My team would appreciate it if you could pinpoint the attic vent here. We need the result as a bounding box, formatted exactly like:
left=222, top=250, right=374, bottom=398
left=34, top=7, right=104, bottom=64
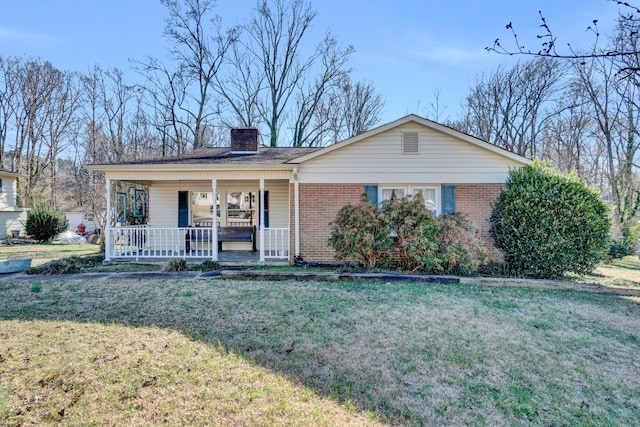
left=402, top=131, right=419, bottom=153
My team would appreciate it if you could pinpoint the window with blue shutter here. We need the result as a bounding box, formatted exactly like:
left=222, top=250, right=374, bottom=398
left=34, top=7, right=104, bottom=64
left=178, top=191, right=189, bottom=227
left=441, top=185, right=456, bottom=214
left=364, top=185, right=378, bottom=206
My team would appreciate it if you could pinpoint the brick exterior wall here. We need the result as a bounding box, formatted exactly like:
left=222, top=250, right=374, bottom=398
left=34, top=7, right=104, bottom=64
left=455, top=183, right=504, bottom=261
left=230, top=128, right=258, bottom=152
left=290, top=183, right=364, bottom=263
left=290, top=182, right=505, bottom=264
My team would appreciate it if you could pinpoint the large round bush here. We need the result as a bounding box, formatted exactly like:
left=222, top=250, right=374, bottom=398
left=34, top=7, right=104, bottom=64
left=490, top=163, right=610, bottom=279
left=25, top=205, right=69, bottom=241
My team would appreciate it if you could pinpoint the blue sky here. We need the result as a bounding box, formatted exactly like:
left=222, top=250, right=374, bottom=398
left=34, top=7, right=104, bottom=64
left=0, top=0, right=621, bottom=123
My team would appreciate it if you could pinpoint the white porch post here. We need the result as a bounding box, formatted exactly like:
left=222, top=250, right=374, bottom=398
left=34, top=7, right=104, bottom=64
left=105, top=178, right=112, bottom=261
left=212, top=179, right=218, bottom=261
left=294, top=169, right=300, bottom=258
left=259, top=178, right=265, bottom=262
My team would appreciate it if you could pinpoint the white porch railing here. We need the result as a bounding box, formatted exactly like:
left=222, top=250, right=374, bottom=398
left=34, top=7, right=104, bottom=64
left=107, top=225, right=289, bottom=260
left=264, top=228, right=290, bottom=259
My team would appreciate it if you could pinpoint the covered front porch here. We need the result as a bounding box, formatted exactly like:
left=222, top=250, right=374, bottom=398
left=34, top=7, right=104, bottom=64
left=103, top=171, right=300, bottom=264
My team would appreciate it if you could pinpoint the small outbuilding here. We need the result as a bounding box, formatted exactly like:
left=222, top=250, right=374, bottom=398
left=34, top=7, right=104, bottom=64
left=0, top=169, right=28, bottom=239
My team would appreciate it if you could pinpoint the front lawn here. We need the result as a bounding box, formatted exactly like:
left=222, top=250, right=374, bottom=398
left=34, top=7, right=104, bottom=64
left=1, top=278, right=638, bottom=425
left=0, top=242, right=101, bottom=266
left=591, top=255, right=640, bottom=287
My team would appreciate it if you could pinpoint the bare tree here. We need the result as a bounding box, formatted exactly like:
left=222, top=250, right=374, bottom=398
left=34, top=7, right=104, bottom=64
left=455, top=57, right=564, bottom=158
left=291, top=33, right=354, bottom=147
left=488, top=2, right=640, bottom=62
left=538, top=96, right=599, bottom=181
left=160, top=0, right=237, bottom=150
left=339, top=77, right=384, bottom=139
left=243, top=0, right=318, bottom=146
left=0, top=56, right=21, bottom=168
left=12, top=60, right=78, bottom=205
left=214, top=35, right=264, bottom=129
left=135, top=58, right=191, bottom=155
left=572, top=32, right=640, bottom=241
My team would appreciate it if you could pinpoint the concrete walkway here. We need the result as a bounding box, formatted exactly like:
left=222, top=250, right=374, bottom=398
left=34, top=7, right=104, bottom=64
left=1, top=268, right=639, bottom=298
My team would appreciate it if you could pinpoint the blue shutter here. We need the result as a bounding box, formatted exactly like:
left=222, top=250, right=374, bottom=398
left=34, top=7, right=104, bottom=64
left=262, top=191, right=269, bottom=228
left=178, top=191, right=189, bottom=227
left=364, top=185, right=378, bottom=205
left=441, top=185, right=456, bottom=214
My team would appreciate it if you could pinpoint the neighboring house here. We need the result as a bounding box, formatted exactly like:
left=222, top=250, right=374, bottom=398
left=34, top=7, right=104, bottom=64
left=65, top=207, right=101, bottom=235
left=88, top=114, right=531, bottom=264
left=0, top=169, right=28, bottom=238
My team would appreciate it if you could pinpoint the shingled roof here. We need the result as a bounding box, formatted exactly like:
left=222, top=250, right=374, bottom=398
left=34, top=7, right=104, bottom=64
left=92, top=146, right=320, bottom=167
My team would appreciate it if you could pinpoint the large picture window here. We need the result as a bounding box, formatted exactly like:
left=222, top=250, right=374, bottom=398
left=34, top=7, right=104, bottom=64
left=379, top=185, right=440, bottom=214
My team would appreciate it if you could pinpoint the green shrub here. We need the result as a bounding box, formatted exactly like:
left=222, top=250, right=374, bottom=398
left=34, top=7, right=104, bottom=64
left=25, top=205, right=68, bottom=241
left=163, top=259, right=188, bottom=272
left=490, top=163, right=610, bottom=279
left=436, top=213, right=486, bottom=276
left=198, top=260, right=220, bottom=271
left=381, top=197, right=440, bottom=272
left=606, top=238, right=634, bottom=261
left=329, top=195, right=486, bottom=275
left=329, top=194, right=391, bottom=268
left=25, top=258, right=80, bottom=275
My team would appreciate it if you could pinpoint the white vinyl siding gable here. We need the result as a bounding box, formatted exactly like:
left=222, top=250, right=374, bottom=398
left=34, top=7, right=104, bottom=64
left=296, top=123, right=525, bottom=184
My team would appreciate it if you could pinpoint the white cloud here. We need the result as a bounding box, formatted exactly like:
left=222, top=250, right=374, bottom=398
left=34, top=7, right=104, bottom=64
left=412, top=44, right=489, bottom=65
left=0, top=26, right=64, bottom=46
left=398, top=29, right=493, bottom=66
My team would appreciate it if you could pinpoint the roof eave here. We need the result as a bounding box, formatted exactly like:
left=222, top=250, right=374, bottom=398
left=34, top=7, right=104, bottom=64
left=86, top=163, right=297, bottom=172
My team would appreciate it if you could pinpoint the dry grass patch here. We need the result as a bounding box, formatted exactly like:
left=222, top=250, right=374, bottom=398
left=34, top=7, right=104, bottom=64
left=0, top=243, right=101, bottom=266
left=591, top=256, right=640, bottom=288
left=0, top=320, right=382, bottom=426
left=1, top=278, right=639, bottom=425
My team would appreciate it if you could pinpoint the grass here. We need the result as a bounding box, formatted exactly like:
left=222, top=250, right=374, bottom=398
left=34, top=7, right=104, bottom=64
left=584, top=256, right=640, bottom=288
left=0, top=242, right=101, bottom=266
left=1, top=278, right=639, bottom=425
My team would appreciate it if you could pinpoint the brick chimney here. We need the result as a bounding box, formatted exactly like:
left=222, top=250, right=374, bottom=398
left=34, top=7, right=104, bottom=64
left=230, top=128, right=259, bottom=153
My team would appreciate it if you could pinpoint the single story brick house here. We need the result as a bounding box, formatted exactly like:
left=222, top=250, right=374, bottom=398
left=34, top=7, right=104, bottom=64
left=0, top=168, right=28, bottom=239
left=88, top=114, right=530, bottom=264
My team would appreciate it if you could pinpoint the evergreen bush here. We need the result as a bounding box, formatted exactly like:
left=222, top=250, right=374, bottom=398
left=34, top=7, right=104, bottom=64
left=381, top=197, right=440, bottom=272
left=24, top=205, right=68, bottom=241
left=436, top=213, right=486, bottom=275
left=163, top=258, right=188, bottom=272
left=490, top=163, right=610, bottom=279
left=329, top=195, right=485, bottom=275
left=328, top=195, right=391, bottom=268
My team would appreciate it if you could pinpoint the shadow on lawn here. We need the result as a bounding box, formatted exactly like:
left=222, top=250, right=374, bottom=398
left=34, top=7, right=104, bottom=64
left=0, top=278, right=418, bottom=424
